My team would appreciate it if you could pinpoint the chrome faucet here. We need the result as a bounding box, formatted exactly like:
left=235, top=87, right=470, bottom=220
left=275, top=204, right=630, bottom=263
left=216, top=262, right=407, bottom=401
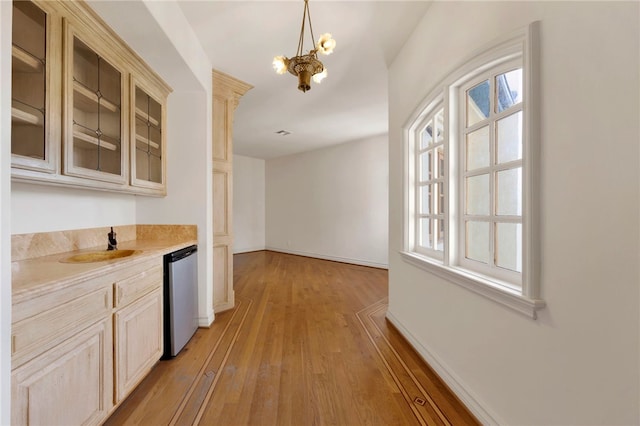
left=107, top=227, right=118, bottom=250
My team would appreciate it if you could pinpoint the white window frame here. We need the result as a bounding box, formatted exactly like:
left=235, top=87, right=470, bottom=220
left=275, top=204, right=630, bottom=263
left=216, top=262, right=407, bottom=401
left=401, top=22, right=544, bottom=319
left=413, top=101, right=445, bottom=260
left=455, top=58, right=524, bottom=288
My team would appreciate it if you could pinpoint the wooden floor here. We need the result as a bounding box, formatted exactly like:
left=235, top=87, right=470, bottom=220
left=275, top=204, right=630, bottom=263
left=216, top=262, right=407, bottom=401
left=105, top=251, right=479, bottom=425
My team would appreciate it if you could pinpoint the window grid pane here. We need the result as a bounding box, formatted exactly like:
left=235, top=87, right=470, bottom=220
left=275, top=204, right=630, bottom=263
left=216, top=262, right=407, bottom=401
left=465, top=174, right=490, bottom=215
left=419, top=151, right=432, bottom=181
left=420, top=218, right=433, bottom=249
left=420, top=184, right=431, bottom=215
left=434, top=111, right=444, bottom=143
left=436, top=219, right=444, bottom=251
left=496, top=111, right=523, bottom=164
left=496, top=167, right=522, bottom=216
left=495, top=69, right=523, bottom=113
left=420, top=120, right=433, bottom=149
left=465, top=221, right=490, bottom=264
left=436, top=145, right=444, bottom=178
left=466, top=80, right=490, bottom=126
left=495, top=222, right=522, bottom=272
left=466, top=126, right=490, bottom=171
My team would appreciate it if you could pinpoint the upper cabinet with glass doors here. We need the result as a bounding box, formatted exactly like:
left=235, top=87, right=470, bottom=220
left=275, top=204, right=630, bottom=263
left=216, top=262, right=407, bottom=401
left=11, top=0, right=60, bottom=173
left=131, top=79, right=166, bottom=193
left=10, top=0, right=171, bottom=195
left=64, top=23, right=126, bottom=184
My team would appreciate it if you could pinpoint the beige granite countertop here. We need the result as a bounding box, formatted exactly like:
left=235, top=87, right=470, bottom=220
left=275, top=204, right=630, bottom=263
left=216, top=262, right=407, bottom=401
left=12, top=225, right=197, bottom=304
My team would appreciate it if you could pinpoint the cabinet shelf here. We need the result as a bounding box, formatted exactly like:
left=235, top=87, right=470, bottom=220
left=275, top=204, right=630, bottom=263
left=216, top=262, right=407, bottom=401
left=74, top=81, right=119, bottom=113
left=73, top=130, right=118, bottom=151
left=12, top=101, right=43, bottom=126
left=135, top=108, right=159, bottom=127
left=12, top=45, right=44, bottom=73
left=135, top=133, right=160, bottom=150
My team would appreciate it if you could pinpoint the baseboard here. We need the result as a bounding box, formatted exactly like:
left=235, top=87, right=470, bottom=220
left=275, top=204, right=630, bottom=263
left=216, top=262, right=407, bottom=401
left=214, top=299, right=235, bottom=314
left=198, top=309, right=215, bottom=328
left=233, top=246, right=266, bottom=254
left=265, top=246, right=388, bottom=269
left=385, top=310, right=502, bottom=425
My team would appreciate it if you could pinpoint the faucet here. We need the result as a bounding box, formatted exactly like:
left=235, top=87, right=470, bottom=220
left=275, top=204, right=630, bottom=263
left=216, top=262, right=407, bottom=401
left=107, top=227, right=118, bottom=251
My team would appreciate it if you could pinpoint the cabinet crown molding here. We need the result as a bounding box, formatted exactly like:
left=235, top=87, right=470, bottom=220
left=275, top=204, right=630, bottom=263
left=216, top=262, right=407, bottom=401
left=212, top=69, right=253, bottom=101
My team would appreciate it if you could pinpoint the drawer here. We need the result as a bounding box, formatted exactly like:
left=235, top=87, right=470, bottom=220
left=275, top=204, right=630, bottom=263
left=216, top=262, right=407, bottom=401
left=12, top=285, right=112, bottom=368
left=114, top=261, right=163, bottom=309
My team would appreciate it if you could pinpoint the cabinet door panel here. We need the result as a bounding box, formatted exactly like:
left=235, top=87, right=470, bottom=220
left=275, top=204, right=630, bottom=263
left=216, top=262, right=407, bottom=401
left=11, top=0, right=60, bottom=173
left=130, top=79, right=166, bottom=193
left=63, top=23, right=126, bottom=184
left=114, top=288, right=163, bottom=402
left=12, top=318, right=113, bottom=426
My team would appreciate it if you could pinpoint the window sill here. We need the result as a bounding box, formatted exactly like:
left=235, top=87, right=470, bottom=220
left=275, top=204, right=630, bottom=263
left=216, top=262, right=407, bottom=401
left=399, top=251, right=545, bottom=319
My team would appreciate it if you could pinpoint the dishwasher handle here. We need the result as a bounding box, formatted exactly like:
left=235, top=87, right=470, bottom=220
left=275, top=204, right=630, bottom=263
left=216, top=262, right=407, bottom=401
left=168, top=245, right=198, bottom=262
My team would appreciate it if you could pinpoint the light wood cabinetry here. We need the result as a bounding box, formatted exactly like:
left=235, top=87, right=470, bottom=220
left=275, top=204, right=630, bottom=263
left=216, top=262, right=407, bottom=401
left=11, top=257, right=164, bottom=425
left=63, top=20, right=126, bottom=184
left=11, top=276, right=114, bottom=426
left=12, top=318, right=113, bottom=426
left=113, top=260, right=164, bottom=403
left=11, top=0, right=171, bottom=196
left=11, top=0, right=61, bottom=173
left=130, top=77, right=167, bottom=194
left=212, top=70, right=252, bottom=313
left=11, top=281, right=112, bottom=369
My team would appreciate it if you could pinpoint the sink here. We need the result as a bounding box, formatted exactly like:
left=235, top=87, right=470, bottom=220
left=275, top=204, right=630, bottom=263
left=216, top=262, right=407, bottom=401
left=61, top=249, right=139, bottom=263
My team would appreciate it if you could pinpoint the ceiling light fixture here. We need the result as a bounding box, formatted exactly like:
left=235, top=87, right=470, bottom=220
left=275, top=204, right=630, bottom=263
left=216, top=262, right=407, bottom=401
left=272, top=0, right=336, bottom=93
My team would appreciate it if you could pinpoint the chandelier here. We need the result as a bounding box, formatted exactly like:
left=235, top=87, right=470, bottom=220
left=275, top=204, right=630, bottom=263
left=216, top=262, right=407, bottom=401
left=272, top=0, right=336, bottom=92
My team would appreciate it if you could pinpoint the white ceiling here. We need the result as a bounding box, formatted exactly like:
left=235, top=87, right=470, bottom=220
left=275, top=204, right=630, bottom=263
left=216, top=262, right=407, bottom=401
left=88, top=1, right=431, bottom=160
left=178, top=1, right=431, bottom=159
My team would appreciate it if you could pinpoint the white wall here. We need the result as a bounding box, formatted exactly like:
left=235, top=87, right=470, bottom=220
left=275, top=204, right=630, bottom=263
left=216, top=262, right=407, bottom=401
left=11, top=183, right=136, bottom=234
left=136, top=90, right=214, bottom=326
left=388, top=2, right=639, bottom=424
left=129, top=0, right=214, bottom=325
left=233, top=155, right=265, bottom=253
left=0, top=1, right=12, bottom=423
left=266, top=135, right=388, bottom=268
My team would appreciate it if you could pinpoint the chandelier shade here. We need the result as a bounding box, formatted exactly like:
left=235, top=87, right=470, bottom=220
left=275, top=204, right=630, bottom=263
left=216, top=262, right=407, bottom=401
left=273, top=0, right=336, bottom=93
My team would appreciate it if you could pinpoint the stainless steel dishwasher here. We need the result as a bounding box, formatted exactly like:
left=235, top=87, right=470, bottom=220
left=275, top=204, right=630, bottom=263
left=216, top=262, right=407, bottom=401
left=163, top=244, right=198, bottom=358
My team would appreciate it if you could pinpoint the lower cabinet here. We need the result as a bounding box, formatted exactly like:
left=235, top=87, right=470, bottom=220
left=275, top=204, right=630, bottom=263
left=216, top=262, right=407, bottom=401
left=11, top=318, right=113, bottom=426
left=11, top=257, right=165, bottom=425
left=114, top=288, right=164, bottom=403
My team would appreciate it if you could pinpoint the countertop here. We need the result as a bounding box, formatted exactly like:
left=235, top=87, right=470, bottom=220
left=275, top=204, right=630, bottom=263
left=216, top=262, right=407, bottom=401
left=12, top=237, right=197, bottom=304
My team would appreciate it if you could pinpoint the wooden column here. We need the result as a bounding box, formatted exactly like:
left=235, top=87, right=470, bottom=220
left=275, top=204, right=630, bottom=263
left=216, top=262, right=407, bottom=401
left=212, top=70, right=252, bottom=313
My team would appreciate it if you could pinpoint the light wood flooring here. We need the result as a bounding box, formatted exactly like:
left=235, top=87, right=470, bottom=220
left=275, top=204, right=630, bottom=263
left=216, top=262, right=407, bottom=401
left=105, top=251, right=479, bottom=425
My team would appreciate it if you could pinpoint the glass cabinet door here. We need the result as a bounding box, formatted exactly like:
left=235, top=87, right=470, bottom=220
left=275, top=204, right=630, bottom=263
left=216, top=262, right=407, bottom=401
left=64, top=27, right=125, bottom=184
left=11, top=0, right=57, bottom=173
left=131, top=82, right=164, bottom=190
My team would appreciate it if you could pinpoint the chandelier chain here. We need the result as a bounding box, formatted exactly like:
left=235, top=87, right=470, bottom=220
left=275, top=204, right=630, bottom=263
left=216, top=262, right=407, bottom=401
left=296, top=0, right=317, bottom=57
